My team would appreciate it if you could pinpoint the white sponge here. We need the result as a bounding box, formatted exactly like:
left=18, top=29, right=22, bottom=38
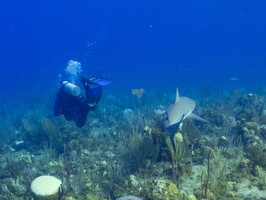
left=31, top=175, right=62, bottom=197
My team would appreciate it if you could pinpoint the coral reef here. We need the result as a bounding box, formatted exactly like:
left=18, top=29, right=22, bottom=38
left=0, top=89, right=266, bottom=199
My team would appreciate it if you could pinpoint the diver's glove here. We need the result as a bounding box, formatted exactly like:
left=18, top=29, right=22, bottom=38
left=80, top=76, right=89, bottom=88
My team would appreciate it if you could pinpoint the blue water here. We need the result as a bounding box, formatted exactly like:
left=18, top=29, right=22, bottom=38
left=1, top=0, right=266, bottom=100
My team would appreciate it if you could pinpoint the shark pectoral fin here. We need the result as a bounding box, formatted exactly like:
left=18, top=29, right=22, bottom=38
left=189, top=113, right=209, bottom=123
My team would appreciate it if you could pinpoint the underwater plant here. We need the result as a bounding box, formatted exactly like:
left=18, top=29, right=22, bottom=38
left=235, top=93, right=264, bottom=121
left=63, top=142, right=74, bottom=193
left=125, top=131, right=159, bottom=172
left=167, top=131, right=191, bottom=182
left=254, top=165, right=266, bottom=189
left=247, top=143, right=266, bottom=170
left=199, top=147, right=245, bottom=199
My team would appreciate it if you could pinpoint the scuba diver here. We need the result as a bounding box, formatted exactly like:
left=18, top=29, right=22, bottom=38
left=54, top=76, right=111, bottom=127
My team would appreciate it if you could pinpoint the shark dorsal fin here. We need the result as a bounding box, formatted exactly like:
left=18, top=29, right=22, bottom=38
left=175, top=88, right=180, bottom=103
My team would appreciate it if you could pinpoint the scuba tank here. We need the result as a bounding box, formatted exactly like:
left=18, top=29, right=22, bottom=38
left=62, top=81, right=81, bottom=97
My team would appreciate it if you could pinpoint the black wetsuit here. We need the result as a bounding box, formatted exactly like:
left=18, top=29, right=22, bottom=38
left=54, top=78, right=102, bottom=127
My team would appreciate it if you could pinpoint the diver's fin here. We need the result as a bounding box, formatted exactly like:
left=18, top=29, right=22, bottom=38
left=89, top=77, right=111, bottom=86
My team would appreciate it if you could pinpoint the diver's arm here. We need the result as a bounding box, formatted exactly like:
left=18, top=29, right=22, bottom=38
left=80, top=76, right=89, bottom=88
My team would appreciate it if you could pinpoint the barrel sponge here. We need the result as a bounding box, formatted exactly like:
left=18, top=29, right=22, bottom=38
left=31, top=175, right=62, bottom=197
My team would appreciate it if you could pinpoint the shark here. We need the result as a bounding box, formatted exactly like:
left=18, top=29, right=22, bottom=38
left=162, top=88, right=208, bottom=150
